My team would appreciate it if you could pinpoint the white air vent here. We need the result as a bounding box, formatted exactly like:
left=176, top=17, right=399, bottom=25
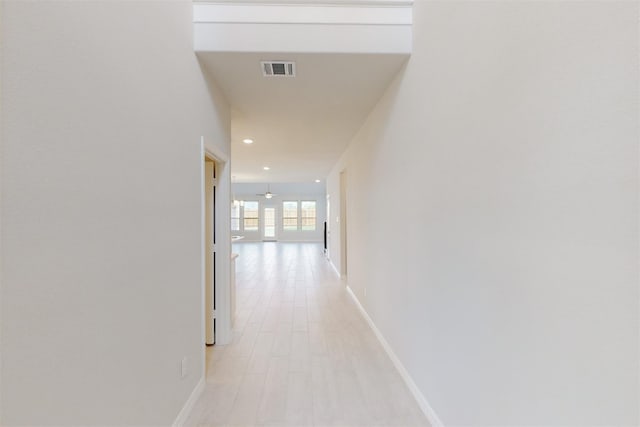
left=261, top=61, right=296, bottom=77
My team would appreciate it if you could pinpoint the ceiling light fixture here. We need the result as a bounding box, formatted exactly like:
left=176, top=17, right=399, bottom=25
left=257, top=184, right=277, bottom=200
left=263, top=166, right=270, bottom=171
left=315, top=179, right=321, bottom=183
left=243, top=139, right=254, bottom=144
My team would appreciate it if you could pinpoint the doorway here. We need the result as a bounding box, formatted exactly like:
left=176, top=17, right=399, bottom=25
left=204, top=159, right=216, bottom=345
left=201, top=139, right=233, bottom=372
left=263, top=207, right=277, bottom=241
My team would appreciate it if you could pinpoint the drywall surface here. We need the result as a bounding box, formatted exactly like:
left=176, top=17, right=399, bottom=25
left=0, top=2, right=3, bottom=424
left=327, top=1, right=639, bottom=424
left=193, top=1, right=412, bottom=54
left=1, top=1, right=230, bottom=425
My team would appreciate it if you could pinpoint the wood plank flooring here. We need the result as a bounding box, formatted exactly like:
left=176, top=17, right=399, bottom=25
left=185, top=242, right=429, bottom=427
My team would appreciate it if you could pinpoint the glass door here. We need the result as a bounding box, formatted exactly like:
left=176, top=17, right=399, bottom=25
left=263, top=207, right=277, bottom=241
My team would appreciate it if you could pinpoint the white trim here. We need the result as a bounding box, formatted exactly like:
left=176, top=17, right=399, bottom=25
left=204, top=136, right=229, bottom=163
left=172, top=378, right=205, bottom=427
left=345, top=286, right=444, bottom=427
left=329, top=259, right=341, bottom=278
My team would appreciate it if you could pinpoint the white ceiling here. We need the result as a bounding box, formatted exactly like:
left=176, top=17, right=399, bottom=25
left=197, top=52, right=408, bottom=183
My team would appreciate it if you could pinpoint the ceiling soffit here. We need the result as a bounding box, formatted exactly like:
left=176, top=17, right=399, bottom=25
left=194, top=1, right=413, bottom=183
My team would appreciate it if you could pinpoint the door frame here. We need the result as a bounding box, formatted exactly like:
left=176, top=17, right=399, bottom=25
left=201, top=137, right=232, bottom=365
left=204, top=159, right=216, bottom=346
left=339, top=169, right=348, bottom=278
left=262, top=205, right=277, bottom=241
left=325, top=194, right=331, bottom=260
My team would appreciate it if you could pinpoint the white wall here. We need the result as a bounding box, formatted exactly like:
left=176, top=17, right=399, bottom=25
left=1, top=1, right=230, bottom=425
left=0, top=1, right=4, bottom=423
left=327, top=1, right=639, bottom=425
left=232, top=183, right=326, bottom=242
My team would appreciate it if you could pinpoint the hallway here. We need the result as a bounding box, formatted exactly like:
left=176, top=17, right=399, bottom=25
left=186, top=242, right=429, bottom=426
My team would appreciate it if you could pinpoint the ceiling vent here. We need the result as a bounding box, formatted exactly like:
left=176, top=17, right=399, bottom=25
left=261, top=61, right=296, bottom=77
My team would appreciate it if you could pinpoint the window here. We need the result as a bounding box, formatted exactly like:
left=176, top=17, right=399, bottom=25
left=231, top=203, right=240, bottom=231
left=301, top=201, right=316, bottom=231
left=282, top=201, right=298, bottom=231
left=243, top=201, right=259, bottom=231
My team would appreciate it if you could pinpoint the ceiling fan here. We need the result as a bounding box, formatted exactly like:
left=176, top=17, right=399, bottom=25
left=256, top=184, right=278, bottom=199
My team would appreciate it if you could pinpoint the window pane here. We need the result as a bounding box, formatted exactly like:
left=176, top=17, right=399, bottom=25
left=244, top=218, right=259, bottom=231
left=283, top=201, right=298, bottom=217
left=231, top=204, right=240, bottom=231
left=282, top=201, right=298, bottom=231
left=301, top=201, right=316, bottom=231
left=264, top=208, right=276, bottom=238
left=243, top=201, right=259, bottom=231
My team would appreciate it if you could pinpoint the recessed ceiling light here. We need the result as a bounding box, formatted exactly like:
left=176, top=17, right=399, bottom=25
left=243, top=139, right=254, bottom=144
left=315, top=179, right=321, bottom=183
left=263, top=166, right=270, bottom=171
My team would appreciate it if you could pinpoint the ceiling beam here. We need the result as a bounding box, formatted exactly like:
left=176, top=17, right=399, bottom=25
left=194, top=1, right=413, bottom=54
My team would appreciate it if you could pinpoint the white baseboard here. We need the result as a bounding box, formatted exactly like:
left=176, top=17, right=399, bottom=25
left=346, top=286, right=444, bottom=427
left=173, top=377, right=205, bottom=427
left=329, top=259, right=341, bottom=278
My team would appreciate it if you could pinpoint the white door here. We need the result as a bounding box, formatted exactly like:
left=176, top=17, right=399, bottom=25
left=263, top=207, right=277, bottom=241
left=205, top=160, right=216, bottom=345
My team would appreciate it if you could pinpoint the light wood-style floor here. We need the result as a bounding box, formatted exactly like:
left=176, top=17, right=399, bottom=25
left=185, top=242, right=429, bottom=427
